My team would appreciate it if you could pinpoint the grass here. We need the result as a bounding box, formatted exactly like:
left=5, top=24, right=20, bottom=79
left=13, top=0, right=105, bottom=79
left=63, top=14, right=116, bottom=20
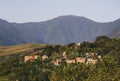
left=0, top=76, right=9, bottom=81
left=0, top=43, right=47, bottom=56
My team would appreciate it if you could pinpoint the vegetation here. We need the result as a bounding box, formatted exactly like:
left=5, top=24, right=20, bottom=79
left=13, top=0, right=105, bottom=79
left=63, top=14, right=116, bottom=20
left=0, top=44, right=47, bottom=56
left=0, top=44, right=46, bottom=61
left=0, top=36, right=120, bottom=81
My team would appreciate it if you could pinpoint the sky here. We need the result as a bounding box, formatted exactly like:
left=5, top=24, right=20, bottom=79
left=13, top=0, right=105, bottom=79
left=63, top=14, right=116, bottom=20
left=0, top=0, right=120, bottom=23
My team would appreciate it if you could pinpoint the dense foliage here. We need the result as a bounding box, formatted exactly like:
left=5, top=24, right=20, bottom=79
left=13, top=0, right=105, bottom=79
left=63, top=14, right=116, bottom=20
left=0, top=36, right=120, bottom=81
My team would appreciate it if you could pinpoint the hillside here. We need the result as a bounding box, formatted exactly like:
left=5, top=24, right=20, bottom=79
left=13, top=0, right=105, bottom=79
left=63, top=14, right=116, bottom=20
left=0, top=15, right=120, bottom=46
left=109, top=27, right=120, bottom=38
left=0, top=36, right=120, bottom=81
left=0, top=44, right=47, bottom=61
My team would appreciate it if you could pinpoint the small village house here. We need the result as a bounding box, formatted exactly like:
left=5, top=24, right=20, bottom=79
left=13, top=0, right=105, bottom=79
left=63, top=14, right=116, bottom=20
left=98, top=55, right=101, bottom=59
left=86, top=58, right=97, bottom=65
left=76, top=57, right=86, bottom=63
left=53, top=61, right=59, bottom=65
left=62, top=51, right=67, bottom=56
left=62, top=51, right=67, bottom=59
left=41, top=55, right=48, bottom=60
left=66, top=59, right=75, bottom=64
left=52, top=58, right=62, bottom=65
left=76, top=43, right=81, bottom=46
left=85, top=53, right=97, bottom=57
left=24, top=55, right=38, bottom=62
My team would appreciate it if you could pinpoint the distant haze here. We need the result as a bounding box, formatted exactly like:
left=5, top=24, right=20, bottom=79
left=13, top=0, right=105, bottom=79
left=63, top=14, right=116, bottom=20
left=0, top=0, right=120, bottom=23
left=0, top=15, right=120, bottom=46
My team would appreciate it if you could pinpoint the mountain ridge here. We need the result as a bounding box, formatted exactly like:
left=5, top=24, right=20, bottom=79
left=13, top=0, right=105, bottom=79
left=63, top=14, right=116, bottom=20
left=0, top=15, right=120, bottom=46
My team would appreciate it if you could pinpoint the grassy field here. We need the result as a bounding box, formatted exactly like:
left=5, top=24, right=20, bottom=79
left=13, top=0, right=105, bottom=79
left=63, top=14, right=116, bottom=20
left=0, top=76, right=9, bottom=81
left=0, top=43, right=47, bottom=57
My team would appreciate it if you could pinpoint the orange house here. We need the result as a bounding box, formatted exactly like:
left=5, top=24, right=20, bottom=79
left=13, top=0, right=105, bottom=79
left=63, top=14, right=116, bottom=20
left=41, top=55, right=48, bottom=60
left=24, top=55, right=38, bottom=62
left=76, top=57, right=86, bottom=63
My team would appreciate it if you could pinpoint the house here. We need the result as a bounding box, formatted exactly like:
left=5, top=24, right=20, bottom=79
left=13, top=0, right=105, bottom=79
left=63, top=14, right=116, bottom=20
left=85, top=53, right=97, bottom=57
left=24, top=55, right=38, bottom=62
left=62, top=51, right=67, bottom=57
left=52, top=58, right=62, bottom=65
left=52, top=61, right=60, bottom=65
left=42, top=55, right=48, bottom=60
left=98, top=55, right=101, bottom=59
left=56, top=58, right=62, bottom=62
left=76, top=57, right=86, bottom=63
left=91, top=59, right=97, bottom=65
left=66, top=59, right=75, bottom=64
left=86, top=58, right=97, bottom=65
left=76, top=43, right=81, bottom=46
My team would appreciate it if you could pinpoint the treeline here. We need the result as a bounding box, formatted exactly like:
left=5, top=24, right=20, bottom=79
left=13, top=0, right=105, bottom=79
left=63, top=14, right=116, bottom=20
left=0, top=36, right=120, bottom=81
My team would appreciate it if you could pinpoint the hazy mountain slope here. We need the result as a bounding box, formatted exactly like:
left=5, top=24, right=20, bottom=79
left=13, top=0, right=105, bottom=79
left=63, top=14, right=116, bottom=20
left=0, top=19, right=24, bottom=45
left=0, top=15, right=120, bottom=46
left=108, top=27, right=120, bottom=38
left=107, top=19, right=120, bottom=38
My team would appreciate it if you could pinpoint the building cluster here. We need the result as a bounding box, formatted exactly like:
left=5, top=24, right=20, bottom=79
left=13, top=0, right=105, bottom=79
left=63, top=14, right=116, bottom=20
left=52, top=52, right=101, bottom=65
left=24, top=52, right=101, bottom=65
left=24, top=54, right=48, bottom=62
left=24, top=43, right=101, bottom=65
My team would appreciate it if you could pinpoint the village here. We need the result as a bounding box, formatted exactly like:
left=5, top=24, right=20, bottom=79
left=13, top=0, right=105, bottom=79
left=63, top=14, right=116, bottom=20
left=24, top=43, right=102, bottom=65
left=1, top=37, right=119, bottom=81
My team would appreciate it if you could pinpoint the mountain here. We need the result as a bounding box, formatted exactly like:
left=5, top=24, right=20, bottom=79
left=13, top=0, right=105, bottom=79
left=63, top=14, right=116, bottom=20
left=0, top=15, right=120, bottom=46
left=107, top=19, right=120, bottom=38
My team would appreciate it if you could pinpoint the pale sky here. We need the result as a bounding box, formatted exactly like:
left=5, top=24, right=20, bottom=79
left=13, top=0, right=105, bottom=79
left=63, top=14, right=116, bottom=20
left=0, top=0, right=120, bottom=23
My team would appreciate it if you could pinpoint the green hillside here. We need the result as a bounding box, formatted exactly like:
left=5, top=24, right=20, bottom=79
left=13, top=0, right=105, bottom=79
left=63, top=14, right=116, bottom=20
left=0, top=36, right=120, bottom=81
